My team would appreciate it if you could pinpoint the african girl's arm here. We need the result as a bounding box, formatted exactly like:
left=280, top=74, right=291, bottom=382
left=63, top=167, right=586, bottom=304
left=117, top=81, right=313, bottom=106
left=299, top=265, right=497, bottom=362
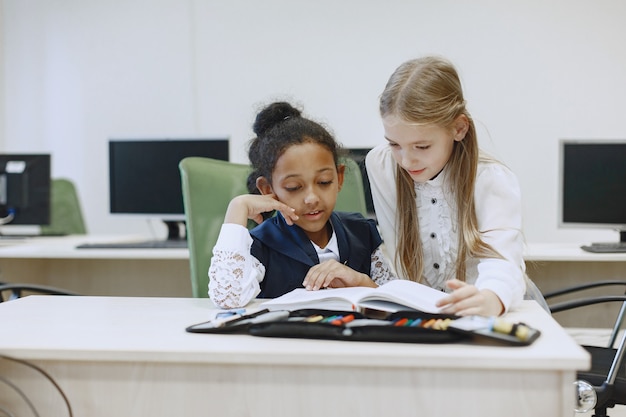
left=208, top=223, right=264, bottom=309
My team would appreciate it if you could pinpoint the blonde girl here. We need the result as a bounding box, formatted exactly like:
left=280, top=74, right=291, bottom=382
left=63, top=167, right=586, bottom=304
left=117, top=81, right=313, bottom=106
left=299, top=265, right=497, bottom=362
left=366, top=56, right=526, bottom=317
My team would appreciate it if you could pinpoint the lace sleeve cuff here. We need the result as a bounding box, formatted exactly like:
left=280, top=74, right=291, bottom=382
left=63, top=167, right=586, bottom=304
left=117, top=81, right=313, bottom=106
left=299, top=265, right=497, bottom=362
left=370, top=246, right=397, bottom=285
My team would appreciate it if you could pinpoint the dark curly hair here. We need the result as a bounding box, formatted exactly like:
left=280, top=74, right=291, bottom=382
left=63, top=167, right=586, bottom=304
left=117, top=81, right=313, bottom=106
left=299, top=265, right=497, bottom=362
left=247, top=101, right=342, bottom=194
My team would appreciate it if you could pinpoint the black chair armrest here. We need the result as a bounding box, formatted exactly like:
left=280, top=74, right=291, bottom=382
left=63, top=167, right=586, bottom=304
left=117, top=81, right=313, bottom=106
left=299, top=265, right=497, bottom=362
left=0, top=283, right=80, bottom=302
left=549, top=295, right=626, bottom=314
left=543, top=280, right=626, bottom=299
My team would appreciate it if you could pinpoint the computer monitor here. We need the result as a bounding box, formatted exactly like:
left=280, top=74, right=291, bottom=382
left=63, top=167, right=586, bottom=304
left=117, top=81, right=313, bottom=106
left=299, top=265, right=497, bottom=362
left=558, top=139, right=626, bottom=250
left=0, top=154, right=51, bottom=228
left=109, top=139, right=229, bottom=242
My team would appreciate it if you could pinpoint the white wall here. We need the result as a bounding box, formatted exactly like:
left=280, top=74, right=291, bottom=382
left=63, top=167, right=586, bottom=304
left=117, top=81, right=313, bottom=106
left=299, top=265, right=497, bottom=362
left=2, top=0, right=626, bottom=243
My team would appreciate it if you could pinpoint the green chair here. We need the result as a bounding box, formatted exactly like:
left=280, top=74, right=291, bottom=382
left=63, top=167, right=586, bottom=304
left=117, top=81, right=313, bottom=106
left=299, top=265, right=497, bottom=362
left=179, top=156, right=370, bottom=298
left=335, top=157, right=368, bottom=216
left=40, top=178, right=87, bottom=236
left=179, top=157, right=251, bottom=298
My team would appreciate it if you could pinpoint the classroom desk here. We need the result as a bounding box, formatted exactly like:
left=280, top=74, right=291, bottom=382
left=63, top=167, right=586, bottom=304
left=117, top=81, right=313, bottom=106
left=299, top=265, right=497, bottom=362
left=0, top=237, right=624, bottom=327
left=0, top=234, right=192, bottom=297
left=524, top=243, right=626, bottom=328
left=0, top=296, right=588, bottom=417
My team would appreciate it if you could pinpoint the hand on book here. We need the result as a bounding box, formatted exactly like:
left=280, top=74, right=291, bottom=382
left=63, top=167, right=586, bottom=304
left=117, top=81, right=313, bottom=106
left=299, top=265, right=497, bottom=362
left=436, top=279, right=505, bottom=317
left=302, top=259, right=378, bottom=291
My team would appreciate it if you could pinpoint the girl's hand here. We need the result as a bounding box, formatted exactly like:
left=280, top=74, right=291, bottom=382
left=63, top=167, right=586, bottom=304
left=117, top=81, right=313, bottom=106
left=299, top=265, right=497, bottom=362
left=224, top=194, right=298, bottom=226
left=435, top=279, right=504, bottom=317
left=302, top=260, right=378, bottom=291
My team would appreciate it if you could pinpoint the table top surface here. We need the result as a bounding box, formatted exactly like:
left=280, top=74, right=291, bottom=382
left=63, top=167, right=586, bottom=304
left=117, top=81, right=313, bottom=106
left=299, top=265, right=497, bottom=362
left=523, top=242, right=626, bottom=261
left=0, top=235, right=624, bottom=261
left=0, top=234, right=188, bottom=259
left=0, top=295, right=589, bottom=371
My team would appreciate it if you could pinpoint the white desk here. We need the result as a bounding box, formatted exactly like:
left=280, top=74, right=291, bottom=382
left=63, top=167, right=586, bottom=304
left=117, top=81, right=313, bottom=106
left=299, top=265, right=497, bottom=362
left=0, top=235, right=191, bottom=297
left=525, top=243, right=626, bottom=262
left=0, top=237, right=624, bottom=327
left=524, top=243, right=626, bottom=328
left=0, top=296, right=589, bottom=417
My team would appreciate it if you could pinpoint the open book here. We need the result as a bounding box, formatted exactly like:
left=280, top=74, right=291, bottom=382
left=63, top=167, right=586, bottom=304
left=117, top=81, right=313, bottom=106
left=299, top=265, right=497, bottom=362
left=260, top=280, right=447, bottom=314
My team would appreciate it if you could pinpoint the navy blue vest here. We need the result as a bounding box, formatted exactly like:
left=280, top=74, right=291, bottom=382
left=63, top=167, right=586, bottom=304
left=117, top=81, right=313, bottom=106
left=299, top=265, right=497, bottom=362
left=250, top=212, right=382, bottom=298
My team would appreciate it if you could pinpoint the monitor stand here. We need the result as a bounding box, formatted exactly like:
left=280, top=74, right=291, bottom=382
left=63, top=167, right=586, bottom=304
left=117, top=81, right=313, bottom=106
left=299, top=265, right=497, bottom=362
left=164, top=220, right=187, bottom=241
left=130, top=220, right=187, bottom=248
left=581, top=231, right=626, bottom=253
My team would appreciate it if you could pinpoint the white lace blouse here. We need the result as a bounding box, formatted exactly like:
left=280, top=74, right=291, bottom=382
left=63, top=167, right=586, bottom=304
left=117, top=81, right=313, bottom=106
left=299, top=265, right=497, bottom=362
left=365, top=144, right=526, bottom=312
left=208, top=223, right=396, bottom=309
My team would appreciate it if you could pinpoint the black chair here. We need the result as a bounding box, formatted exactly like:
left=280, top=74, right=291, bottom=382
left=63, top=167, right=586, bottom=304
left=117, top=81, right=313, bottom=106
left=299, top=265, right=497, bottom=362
left=0, top=283, right=80, bottom=302
left=544, top=281, right=626, bottom=416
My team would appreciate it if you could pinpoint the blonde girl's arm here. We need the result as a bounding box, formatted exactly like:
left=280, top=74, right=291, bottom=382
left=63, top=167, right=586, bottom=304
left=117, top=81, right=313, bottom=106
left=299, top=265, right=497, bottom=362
left=473, top=162, right=526, bottom=313
left=208, top=223, right=265, bottom=309
left=370, top=246, right=397, bottom=285
left=365, top=145, right=400, bottom=263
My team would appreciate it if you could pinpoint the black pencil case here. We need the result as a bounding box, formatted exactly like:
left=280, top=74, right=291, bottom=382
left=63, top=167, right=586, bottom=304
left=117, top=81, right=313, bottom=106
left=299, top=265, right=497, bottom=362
left=186, top=308, right=540, bottom=346
left=249, top=309, right=465, bottom=344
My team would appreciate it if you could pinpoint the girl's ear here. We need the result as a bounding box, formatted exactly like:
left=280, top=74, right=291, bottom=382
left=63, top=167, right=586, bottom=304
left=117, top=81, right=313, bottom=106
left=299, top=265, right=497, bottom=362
left=453, top=114, right=470, bottom=142
left=336, top=164, right=345, bottom=192
left=255, top=176, right=273, bottom=195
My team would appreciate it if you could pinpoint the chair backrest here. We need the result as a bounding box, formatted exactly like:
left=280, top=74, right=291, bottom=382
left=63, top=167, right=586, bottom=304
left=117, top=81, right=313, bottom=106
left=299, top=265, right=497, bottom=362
left=40, top=178, right=87, bottom=236
left=179, top=157, right=251, bottom=298
left=335, top=157, right=368, bottom=216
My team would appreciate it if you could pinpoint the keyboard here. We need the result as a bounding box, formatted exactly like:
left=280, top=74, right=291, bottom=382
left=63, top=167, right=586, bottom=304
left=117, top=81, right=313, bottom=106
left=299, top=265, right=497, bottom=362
left=0, top=233, right=67, bottom=239
left=76, top=239, right=188, bottom=249
left=581, top=242, right=626, bottom=253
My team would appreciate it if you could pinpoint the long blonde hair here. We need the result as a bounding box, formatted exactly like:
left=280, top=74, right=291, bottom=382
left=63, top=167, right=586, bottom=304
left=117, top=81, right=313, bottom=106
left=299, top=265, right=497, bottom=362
left=379, top=56, right=502, bottom=283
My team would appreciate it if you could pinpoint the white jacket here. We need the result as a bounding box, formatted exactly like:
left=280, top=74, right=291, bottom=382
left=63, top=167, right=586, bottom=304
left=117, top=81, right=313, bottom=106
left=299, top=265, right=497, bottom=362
left=365, top=144, right=526, bottom=312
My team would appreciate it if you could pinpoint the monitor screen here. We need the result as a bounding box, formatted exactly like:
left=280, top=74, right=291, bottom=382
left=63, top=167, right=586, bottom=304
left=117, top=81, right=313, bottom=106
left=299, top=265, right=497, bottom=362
left=0, top=154, right=51, bottom=226
left=559, top=139, right=626, bottom=244
left=109, top=139, right=229, bottom=239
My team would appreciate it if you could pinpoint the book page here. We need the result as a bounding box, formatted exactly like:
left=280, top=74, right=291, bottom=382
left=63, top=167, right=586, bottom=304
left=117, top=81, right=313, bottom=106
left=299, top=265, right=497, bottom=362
left=260, top=280, right=447, bottom=313
left=260, top=286, right=377, bottom=311
left=358, top=280, right=446, bottom=313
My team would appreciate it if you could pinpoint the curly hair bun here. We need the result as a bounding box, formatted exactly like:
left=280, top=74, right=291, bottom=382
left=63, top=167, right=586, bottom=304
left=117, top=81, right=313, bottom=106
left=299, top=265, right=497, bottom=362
left=253, top=102, right=301, bottom=137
